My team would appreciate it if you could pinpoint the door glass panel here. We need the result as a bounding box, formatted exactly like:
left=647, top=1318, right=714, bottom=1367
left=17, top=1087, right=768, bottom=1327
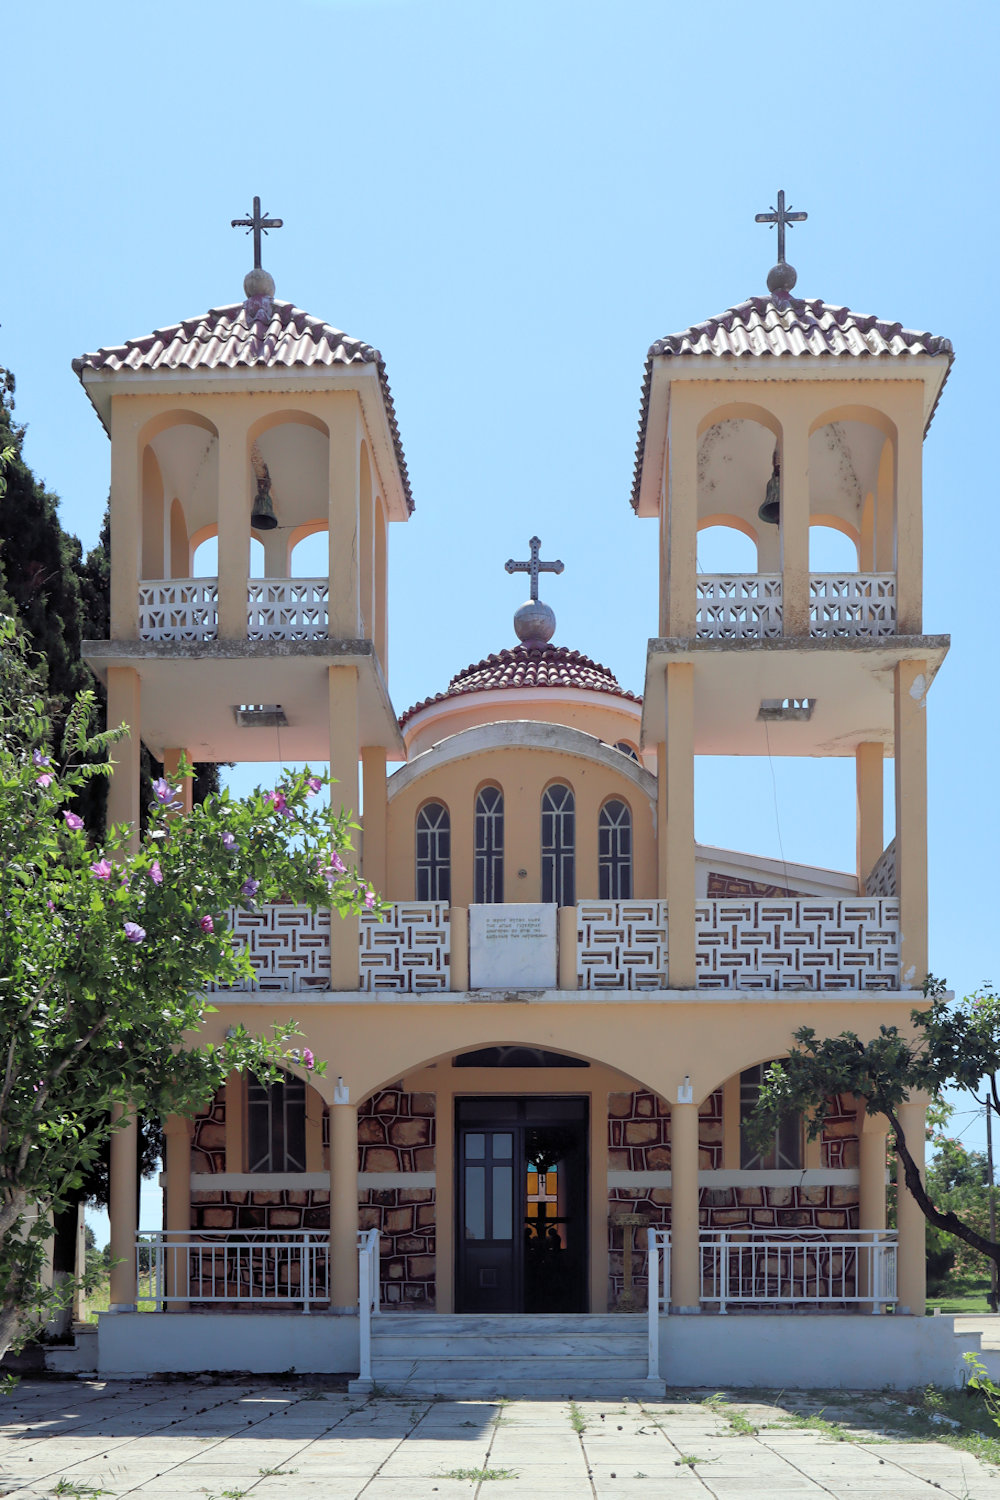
left=493, top=1132, right=513, bottom=1159
left=492, top=1165, right=513, bottom=1239
left=465, top=1166, right=485, bottom=1239
left=465, top=1133, right=485, bottom=1160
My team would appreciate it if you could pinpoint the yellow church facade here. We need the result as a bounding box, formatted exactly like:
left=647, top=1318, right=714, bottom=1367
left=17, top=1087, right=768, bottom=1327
left=74, top=210, right=973, bottom=1390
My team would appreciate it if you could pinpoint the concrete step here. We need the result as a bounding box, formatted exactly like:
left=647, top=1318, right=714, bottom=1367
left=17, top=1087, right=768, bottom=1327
left=373, top=1314, right=644, bottom=1335
left=373, top=1356, right=649, bottom=1381
left=359, top=1377, right=666, bottom=1399
left=371, top=1332, right=645, bottom=1358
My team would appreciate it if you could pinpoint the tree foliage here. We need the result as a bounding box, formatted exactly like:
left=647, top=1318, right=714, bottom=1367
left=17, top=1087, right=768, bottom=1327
left=0, top=617, right=377, bottom=1357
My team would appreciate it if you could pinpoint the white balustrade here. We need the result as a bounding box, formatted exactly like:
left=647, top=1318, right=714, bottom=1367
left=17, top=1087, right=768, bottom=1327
left=137, top=1230, right=329, bottom=1310
left=359, top=903, right=451, bottom=992
left=810, top=573, right=896, bottom=637
left=696, top=574, right=782, bottom=639
left=865, top=838, right=897, bottom=897
left=138, top=580, right=218, bottom=641
left=211, top=904, right=331, bottom=992
left=696, top=897, right=900, bottom=990
left=577, top=901, right=668, bottom=989
left=646, top=1228, right=670, bottom=1380
left=357, top=1228, right=380, bottom=1385
left=247, top=579, right=329, bottom=641
left=699, top=1229, right=897, bottom=1312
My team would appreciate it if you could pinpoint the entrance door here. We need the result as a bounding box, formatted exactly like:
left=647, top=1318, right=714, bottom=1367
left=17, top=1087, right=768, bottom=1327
left=456, top=1097, right=588, bottom=1313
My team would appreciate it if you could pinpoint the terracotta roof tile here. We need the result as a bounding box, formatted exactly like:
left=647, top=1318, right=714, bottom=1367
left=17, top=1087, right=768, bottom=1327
left=400, top=643, right=640, bottom=727
left=630, top=294, right=954, bottom=510
left=73, top=297, right=413, bottom=512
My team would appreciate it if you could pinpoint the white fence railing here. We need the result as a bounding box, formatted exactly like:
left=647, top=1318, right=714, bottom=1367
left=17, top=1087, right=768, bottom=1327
left=810, top=574, right=896, bottom=637
left=211, top=904, right=331, bottom=991
left=139, top=580, right=219, bottom=641
left=137, top=1230, right=329, bottom=1310
left=865, top=838, right=898, bottom=898
left=696, top=575, right=782, bottom=639
left=357, top=1229, right=381, bottom=1384
left=577, top=901, right=668, bottom=989
left=699, top=1229, right=897, bottom=1312
left=247, top=579, right=329, bottom=641
left=696, top=897, right=900, bottom=990
left=359, top=903, right=451, bottom=992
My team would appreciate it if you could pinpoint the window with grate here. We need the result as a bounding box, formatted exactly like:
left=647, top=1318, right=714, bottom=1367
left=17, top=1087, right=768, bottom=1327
left=739, top=1063, right=802, bottom=1169
left=247, top=1072, right=307, bottom=1173
left=474, top=786, right=504, bottom=904
left=598, top=798, right=633, bottom=899
left=541, top=783, right=575, bottom=906
left=416, top=800, right=451, bottom=901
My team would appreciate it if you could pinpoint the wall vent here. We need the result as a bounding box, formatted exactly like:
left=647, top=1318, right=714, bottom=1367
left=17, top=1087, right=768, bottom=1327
left=758, top=698, right=815, bottom=722
left=233, top=704, right=288, bottom=728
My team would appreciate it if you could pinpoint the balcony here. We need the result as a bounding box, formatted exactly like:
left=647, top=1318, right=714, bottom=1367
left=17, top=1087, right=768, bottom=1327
left=138, top=579, right=330, bottom=642
left=210, top=896, right=900, bottom=995
left=695, top=573, right=897, bottom=640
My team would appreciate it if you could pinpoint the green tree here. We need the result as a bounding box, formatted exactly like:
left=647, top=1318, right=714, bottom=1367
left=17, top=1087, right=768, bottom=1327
left=0, top=617, right=376, bottom=1360
left=748, top=980, right=1000, bottom=1283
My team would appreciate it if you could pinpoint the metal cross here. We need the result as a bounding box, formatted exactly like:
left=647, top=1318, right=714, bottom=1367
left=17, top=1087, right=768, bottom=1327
left=231, top=196, right=283, bottom=270
left=755, top=189, right=807, bottom=264
left=505, top=536, right=564, bottom=602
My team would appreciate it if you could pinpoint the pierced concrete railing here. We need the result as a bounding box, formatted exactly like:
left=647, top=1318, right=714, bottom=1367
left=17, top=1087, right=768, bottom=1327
left=695, top=573, right=897, bottom=641
left=138, top=580, right=219, bottom=641
left=247, top=579, right=329, bottom=641
left=696, top=897, right=900, bottom=990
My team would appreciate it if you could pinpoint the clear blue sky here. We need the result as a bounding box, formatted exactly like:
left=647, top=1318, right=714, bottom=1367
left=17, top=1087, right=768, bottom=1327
left=4, top=1, right=998, bottom=1204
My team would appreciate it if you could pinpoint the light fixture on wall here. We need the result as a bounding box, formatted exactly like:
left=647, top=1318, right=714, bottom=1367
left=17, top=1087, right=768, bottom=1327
left=678, top=1076, right=694, bottom=1104
left=334, top=1076, right=350, bottom=1105
left=757, top=448, right=781, bottom=526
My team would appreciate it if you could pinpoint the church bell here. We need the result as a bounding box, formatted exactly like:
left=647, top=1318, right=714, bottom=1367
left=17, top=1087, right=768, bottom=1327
left=757, top=448, right=781, bottom=526
left=250, top=474, right=278, bottom=531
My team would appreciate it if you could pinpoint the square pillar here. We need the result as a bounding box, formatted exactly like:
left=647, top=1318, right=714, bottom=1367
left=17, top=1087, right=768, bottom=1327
left=664, top=663, right=695, bottom=988
left=329, top=666, right=360, bottom=990
left=669, top=1095, right=700, bottom=1312
left=858, top=1105, right=889, bottom=1308
left=164, top=1115, right=191, bottom=1311
left=361, top=747, right=387, bottom=895
left=106, top=667, right=141, bottom=856
left=305, top=1085, right=324, bottom=1173
left=162, top=749, right=194, bottom=816
left=780, top=422, right=810, bottom=637
left=856, top=742, right=884, bottom=891
left=895, top=1098, right=927, bottom=1315
left=217, top=416, right=249, bottom=639
left=108, top=1104, right=138, bottom=1312
left=328, top=400, right=361, bottom=639
left=665, top=402, right=698, bottom=637
left=894, top=393, right=924, bottom=635
left=722, top=1076, right=741, bottom=1169
left=329, top=1095, right=359, bottom=1311
left=109, top=406, right=141, bottom=639
left=894, top=661, right=928, bottom=986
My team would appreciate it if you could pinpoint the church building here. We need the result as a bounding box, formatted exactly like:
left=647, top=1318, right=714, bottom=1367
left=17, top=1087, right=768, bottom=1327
left=74, top=196, right=969, bottom=1390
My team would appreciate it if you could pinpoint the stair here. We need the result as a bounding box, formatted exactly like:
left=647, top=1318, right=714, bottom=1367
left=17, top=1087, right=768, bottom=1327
left=354, top=1313, right=664, bottom=1398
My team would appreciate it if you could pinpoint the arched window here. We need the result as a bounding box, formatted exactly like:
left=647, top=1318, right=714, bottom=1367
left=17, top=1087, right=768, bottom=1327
left=599, top=799, right=632, bottom=899
left=613, top=741, right=639, bottom=762
left=739, top=1063, right=802, bottom=1169
left=416, top=801, right=451, bottom=901
left=474, top=786, right=504, bottom=904
left=541, top=784, right=575, bottom=906
left=247, top=1071, right=306, bottom=1172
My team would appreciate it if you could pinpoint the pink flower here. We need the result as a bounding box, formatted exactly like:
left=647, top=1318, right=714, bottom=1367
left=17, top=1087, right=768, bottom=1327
left=36, top=773, right=53, bottom=789
left=364, top=890, right=376, bottom=910
left=149, top=860, right=163, bottom=886
left=151, top=777, right=178, bottom=805
left=302, top=1048, right=315, bottom=1071
left=63, top=811, right=84, bottom=832
left=306, top=777, right=322, bottom=796
left=221, top=831, right=236, bottom=850
left=89, top=859, right=113, bottom=880
left=123, top=921, right=146, bottom=944
left=199, top=914, right=215, bottom=934
left=265, top=790, right=287, bottom=814
left=241, top=877, right=260, bottom=900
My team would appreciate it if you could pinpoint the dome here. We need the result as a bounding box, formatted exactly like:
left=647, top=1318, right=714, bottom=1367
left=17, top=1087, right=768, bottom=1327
left=400, top=643, right=640, bottom=727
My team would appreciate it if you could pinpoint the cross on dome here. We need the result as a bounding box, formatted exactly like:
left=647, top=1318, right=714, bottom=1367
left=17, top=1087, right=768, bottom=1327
left=755, top=189, right=808, bottom=300
left=231, top=195, right=284, bottom=300
left=505, top=536, right=564, bottom=647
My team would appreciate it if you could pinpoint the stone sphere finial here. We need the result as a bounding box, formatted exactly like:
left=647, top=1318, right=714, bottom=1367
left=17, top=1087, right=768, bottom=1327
left=514, top=599, right=556, bottom=648
left=244, top=266, right=276, bottom=299
left=767, top=260, right=798, bottom=297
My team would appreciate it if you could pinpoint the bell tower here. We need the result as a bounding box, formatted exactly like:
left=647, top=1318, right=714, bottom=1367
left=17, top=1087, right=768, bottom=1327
left=77, top=206, right=412, bottom=983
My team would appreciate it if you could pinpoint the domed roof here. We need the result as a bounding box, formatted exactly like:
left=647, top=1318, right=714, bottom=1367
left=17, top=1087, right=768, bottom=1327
left=399, top=643, right=640, bottom=728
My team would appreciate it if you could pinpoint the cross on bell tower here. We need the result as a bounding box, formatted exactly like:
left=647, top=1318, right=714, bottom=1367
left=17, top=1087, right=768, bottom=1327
left=231, top=196, right=284, bottom=301
left=755, top=188, right=808, bottom=301
left=505, top=536, right=564, bottom=648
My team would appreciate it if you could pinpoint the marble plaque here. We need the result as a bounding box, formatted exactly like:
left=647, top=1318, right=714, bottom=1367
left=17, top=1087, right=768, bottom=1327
left=469, top=904, right=557, bottom=990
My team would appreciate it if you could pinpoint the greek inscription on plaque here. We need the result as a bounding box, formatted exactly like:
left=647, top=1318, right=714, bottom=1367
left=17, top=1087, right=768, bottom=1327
left=469, top=904, right=557, bottom=990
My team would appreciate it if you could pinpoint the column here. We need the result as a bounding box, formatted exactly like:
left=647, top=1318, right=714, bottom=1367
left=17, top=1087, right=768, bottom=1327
left=670, top=1094, right=700, bottom=1312
left=106, top=667, right=141, bottom=856
left=855, top=742, right=884, bottom=891
left=722, top=1076, right=741, bottom=1169
left=328, top=399, right=361, bottom=639
left=780, top=421, right=810, bottom=637
left=263, top=529, right=287, bottom=578
left=361, top=747, right=388, bottom=895
left=164, top=1115, right=191, bottom=1311
left=162, top=749, right=194, bottom=816
left=329, top=666, right=360, bottom=990
left=305, top=1085, right=324, bottom=1173
left=108, top=1104, right=138, bottom=1312
left=894, top=660, right=928, bottom=986
left=558, top=906, right=577, bottom=990
left=217, top=415, right=249, bottom=639
left=329, top=1094, right=359, bottom=1311
left=224, top=1071, right=245, bottom=1173
left=109, top=409, right=140, bottom=639
left=665, top=400, right=698, bottom=637
left=895, top=1097, right=927, bottom=1315
left=894, top=394, right=924, bottom=635
left=664, top=663, right=696, bottom=988
left=858, top=1107, right=888, bottom=1307
left=450, top=906, right=469, bottom=991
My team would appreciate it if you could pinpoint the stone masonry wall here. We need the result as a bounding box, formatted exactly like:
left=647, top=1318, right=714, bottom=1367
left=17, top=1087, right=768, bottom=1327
left=358, top=1085, right=436, bottom=1308
left=191, top=1086, right=227, bottom=1173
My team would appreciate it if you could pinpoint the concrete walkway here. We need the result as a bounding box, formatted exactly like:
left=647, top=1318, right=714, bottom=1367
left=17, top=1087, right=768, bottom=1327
left=1, top=1381, right=1000, bottom=1499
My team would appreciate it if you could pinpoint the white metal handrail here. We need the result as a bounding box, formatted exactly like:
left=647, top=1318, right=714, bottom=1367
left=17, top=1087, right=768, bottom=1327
left=646, top=1227, right=670, bottom=1381
left=357, top=1228, right=380, bottom=1385
left=699, top=1228, right=897, bottom=1312
left=136, top=1229, right=329, bottom=1311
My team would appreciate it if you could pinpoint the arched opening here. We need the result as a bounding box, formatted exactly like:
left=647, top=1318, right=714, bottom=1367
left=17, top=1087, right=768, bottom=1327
left=191, top=531, right=218, bottom=576
left=169, top=498, right=189, bottom=578
left=809, top=521, right=860, bottom=573
left=739, top=1062, right=802, bottom=1169
left=696, top=521, right=760, bottom=574
left=416, top=801, right=451, bottom=902
left=374, top=499, right=388, bottom=665
left=247, top=1068, right=307, bottom=1173
left=249, top=535, right=266, bottom=579
left=598, top=798, right=632, bottom=900
left=141, top=447, right=165, bottom=578
left=139, top=414, right=220, bottom=580
left=474, top=784, right=504, bottom=904
left=696, top=414, right=783, bottom=571
left=808, top=413, right=893, bottom=568
left=541, top=783, right=575, bottom=906
left=289, top=527, right=328, bottom=577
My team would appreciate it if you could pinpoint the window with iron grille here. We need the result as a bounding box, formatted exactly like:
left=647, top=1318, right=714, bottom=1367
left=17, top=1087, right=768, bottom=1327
left=598, top=798, right=633, bottom=899
left=416, top=800, right=451, bottom=901
left=541, top=783, right=575, bottom=906
left=739, top=1063, right=802, bottom=1169
left=474, top=785, right=504, bottom=904
left=247, top=1072, right=307, bottom=1173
